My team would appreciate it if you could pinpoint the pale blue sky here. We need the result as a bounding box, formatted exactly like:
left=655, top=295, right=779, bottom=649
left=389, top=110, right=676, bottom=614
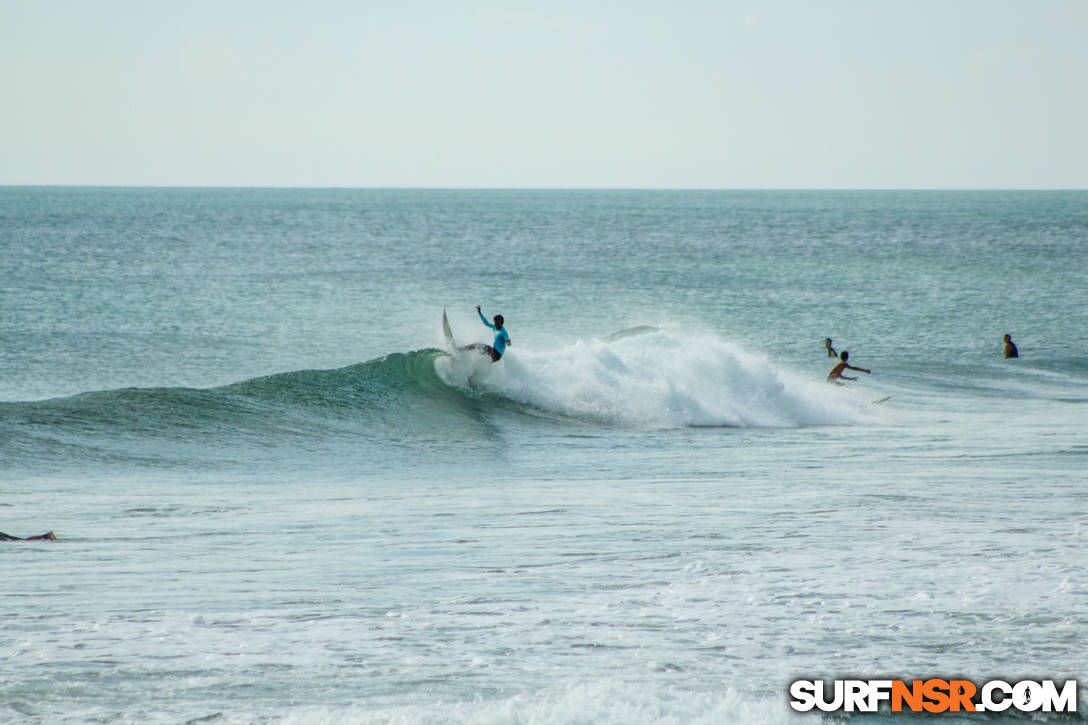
left=2, top=0, right=1086, bottom=188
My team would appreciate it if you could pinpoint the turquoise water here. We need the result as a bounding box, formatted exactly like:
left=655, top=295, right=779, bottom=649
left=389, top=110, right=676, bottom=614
left=1, top=189, right=1086, bottom=723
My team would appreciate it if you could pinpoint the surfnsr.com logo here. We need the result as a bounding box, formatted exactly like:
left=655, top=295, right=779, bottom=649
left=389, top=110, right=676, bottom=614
left=789, top=679, right=1078, bottom=714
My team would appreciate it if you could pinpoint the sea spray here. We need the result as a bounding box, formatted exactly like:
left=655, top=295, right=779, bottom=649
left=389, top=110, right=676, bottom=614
left=438, top=326, right=889, bottom=429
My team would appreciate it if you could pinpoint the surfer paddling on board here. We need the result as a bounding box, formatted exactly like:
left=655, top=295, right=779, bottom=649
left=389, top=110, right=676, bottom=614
left=1, top=531, right=56, bottom=541
left=827, top=350, right=871, bottom=384
left=460, top=305, right=510, bottom=363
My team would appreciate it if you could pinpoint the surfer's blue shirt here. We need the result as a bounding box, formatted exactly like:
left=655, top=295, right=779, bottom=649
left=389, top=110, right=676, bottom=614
left=479, top=312, right=510, bottom=356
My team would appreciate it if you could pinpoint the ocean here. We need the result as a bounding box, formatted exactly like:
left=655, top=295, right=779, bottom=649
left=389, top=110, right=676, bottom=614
left=1, top=188, right=1085, bottom=724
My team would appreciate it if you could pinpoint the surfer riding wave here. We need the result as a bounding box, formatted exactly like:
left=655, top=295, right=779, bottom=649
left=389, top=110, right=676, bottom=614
left=459, top=305, right=510, bottom=363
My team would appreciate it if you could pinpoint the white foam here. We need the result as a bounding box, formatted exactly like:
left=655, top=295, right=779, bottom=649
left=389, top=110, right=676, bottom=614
left=235, top=681, right=794, bottom=725
left=440, top=326, right=888, bottom=429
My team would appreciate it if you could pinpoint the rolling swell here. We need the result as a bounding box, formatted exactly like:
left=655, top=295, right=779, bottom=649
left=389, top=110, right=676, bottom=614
left=0, top=350, right=489, bottom=470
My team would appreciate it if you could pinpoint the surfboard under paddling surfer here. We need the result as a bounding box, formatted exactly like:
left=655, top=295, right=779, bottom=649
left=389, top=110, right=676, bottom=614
left=460, top=305, right=510, bottom=363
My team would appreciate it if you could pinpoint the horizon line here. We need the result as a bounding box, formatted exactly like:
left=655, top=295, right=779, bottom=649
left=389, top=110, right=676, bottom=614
left=2, top=184, right=1086, bottom=192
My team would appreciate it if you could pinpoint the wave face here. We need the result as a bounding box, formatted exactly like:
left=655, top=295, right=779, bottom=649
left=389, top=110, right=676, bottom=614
left=0, top=328, right=888, bottom=473
left=0, top=350, right=485, bottom=471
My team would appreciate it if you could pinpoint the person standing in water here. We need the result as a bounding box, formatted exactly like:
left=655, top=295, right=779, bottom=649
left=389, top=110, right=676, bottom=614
left=827, top=350, right=871, bottom=384
left=462, top=305, right=510, bottom=363
left=1004, top=334, right=1019, bottom=359
left=825, top=338, right=837, bottom=357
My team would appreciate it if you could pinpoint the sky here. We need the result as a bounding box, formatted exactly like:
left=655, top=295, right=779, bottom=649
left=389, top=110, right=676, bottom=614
left=2, top=0, right=1086, bottom=188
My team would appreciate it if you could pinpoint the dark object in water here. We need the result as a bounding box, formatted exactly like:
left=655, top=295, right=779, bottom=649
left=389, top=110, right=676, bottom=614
left=0, top=531, right=57, bottom=541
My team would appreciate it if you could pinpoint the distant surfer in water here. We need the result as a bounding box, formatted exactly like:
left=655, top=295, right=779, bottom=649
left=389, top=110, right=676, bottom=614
left=825, top=338, right=837, bottom=357
left=1, top=531, right=56, bottom=541
left=461, top=305, right=510, bottom=362
left=1003, top=334, right=1019, bottom=359
left=827, top=351, right=871, bottom=384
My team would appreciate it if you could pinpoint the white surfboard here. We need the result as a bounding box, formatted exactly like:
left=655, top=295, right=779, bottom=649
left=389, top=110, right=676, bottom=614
left=440, top=309, right=491, bottom=382
left=442, top=308, right=456, bottom=353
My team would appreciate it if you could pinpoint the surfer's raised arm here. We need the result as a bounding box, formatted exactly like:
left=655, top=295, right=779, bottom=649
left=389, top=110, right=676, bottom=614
left=466, top=305, right=510, bottom=363
left=476, top=304, right=496, bottom=330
